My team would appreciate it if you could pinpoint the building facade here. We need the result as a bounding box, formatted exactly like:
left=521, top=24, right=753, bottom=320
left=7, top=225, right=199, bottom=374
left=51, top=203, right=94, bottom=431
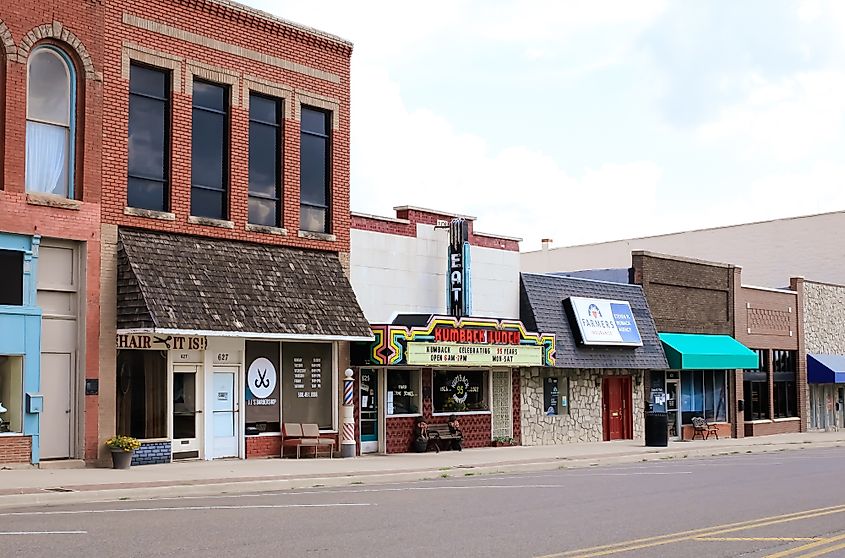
left=96, top=0, right=369, bottom=464
left=0, top=4, right=103, bottom=464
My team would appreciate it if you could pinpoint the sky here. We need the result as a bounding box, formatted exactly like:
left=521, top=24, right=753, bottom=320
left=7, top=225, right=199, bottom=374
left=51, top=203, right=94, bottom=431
left=244, top=0, right=845, bottom=250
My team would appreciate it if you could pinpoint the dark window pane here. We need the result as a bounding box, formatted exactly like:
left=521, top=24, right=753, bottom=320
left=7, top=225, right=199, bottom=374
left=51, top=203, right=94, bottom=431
left=300, top=133, right=327, bottom=206
left=248, top=122, right=278, bottom=198
left=128, top=178, right=166, bottom=212
left=250, top=95, right=278, bottom=124
left=191, top=186, right=225, bottom=219
left=116, top=350, right=167, bottom=439
left=432, top=370, right=488, bottom=412
left=128, top=95, right=167, bottom=181
left=249, top=197, right=278, bottom=227
left=193, top=81, right=226, bottom=111
left=129, top=65, right=167, bottom=97
left=0, top=249, right=23, bottom=306
left=300, top=205, right=326, bottom=233
left=191, top=109, right=226, bottom=190
left=301, top=107, right=327, bottom=135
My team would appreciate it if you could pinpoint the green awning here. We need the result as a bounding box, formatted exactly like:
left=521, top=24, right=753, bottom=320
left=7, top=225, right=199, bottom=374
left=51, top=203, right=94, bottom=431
left=659, top=333, right=758, bottom=370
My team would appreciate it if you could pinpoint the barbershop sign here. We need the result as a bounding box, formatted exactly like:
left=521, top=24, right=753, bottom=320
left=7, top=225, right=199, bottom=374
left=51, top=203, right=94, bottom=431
left=116, top=333, right=208, bottom=351
left=407, top=342, right=542, bottom=366
left=566, top=297, right=642, bottom=347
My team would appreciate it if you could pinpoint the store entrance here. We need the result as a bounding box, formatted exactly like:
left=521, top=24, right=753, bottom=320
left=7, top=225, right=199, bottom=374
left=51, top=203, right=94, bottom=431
left=666, top=379, right=680, bottom=440
left=602, top=376, right=632, bottom=441
left=360, top=369, right=379, bottom=453
left=172, top=364, right=202, bottom=459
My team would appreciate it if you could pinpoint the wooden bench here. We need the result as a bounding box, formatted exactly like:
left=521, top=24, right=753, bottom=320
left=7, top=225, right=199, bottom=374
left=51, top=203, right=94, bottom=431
left=691, top=417, right=719, bottom=440
left=283, top=423, right=335, bottom=458
left=302, top=423, right=335, bottom=459
left=427, top=423, right=462, bottom=451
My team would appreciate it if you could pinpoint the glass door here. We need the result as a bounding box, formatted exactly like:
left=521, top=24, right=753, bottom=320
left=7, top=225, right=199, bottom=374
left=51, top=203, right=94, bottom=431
left=360, top=369, right=378, bottom=453
left=212, top=367, right=238, bottom=458
left=666, top=379, right=681, bottom=441
left=173, top=365, right=201, bottom=458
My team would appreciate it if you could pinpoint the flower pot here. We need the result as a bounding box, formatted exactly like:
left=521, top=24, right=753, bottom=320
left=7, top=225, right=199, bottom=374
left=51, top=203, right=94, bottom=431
left=111, top=449, right=134, bottom=469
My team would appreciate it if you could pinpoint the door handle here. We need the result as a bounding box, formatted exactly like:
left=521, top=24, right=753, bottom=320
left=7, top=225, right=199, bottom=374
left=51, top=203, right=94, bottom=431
left=196, top=410, right=203, bottom=414
left=65, top=409, right=71, bottom=414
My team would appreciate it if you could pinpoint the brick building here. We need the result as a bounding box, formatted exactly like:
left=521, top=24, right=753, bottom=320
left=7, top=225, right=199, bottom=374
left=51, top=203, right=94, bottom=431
left=349, top=207, right=553, bottom=453
left=0, top=3, right=103, bottom=464
left=93, top=0, right=369, bottom=464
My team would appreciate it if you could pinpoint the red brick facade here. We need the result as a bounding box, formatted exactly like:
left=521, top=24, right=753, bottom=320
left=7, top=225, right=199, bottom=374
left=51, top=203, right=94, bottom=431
left=101, top=0, right=352, bottom=253
left=0, top=436, right=32, bottom=464
left=352, top=207, right=521, bottom=252
left=0, top=3, right=104, bottom=462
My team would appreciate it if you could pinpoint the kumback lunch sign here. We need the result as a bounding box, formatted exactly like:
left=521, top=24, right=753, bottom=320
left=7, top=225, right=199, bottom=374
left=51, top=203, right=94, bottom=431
left=407, top=342, right=542, bottom=366
left=566, top=296, right=643, bottom=347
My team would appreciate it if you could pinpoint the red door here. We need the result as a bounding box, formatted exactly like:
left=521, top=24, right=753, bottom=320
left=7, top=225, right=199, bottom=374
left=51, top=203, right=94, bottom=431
left=603, top=377, right=633, bottom=441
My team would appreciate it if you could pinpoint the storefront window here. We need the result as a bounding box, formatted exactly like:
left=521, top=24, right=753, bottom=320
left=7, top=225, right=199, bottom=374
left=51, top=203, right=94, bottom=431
left=386, top=370, right=420, bottom=415
left=0, top=356, right=23, bottom=433
left=281, top=342, right=333, bottom=430
left=433, top=370, right=489, bottom=413
left=116, top=350, right=167, bottom=439
left=0, top=250, right=23, bottom=306
left=681, top=370, right=728, bottom=424
left=245, top=341, right=281, bottom=433
left=773, top=350, right=797, bottom=418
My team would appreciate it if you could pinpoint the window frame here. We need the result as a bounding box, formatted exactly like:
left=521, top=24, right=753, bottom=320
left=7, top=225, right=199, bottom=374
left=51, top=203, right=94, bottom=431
left=0, top=355, right=24, bottom=435
left=247, top=92, right=283, bottom=228
left=25, top=45, right=77, bottom=199
left=681, top=370, right=729, bottom=425
left=299, top=106, right=332, bottom=233
left=431, top=369, right=491, bottom=415
left=743, top=349, right=770, bottom=421
left=772, top=350, right=798, bottom=418
left=385, top=368, right=423, bottom=417
left=127, top=62, right=171, bottom=212
left=190, top=79, right=231, bottom=220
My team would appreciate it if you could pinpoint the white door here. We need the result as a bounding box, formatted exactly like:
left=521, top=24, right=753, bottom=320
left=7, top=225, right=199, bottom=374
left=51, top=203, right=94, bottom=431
left=212, top=368, right=238, bottom=458
left=40, top=352, right=73, bottom=459
left=173, top=365, right=202, bottom=458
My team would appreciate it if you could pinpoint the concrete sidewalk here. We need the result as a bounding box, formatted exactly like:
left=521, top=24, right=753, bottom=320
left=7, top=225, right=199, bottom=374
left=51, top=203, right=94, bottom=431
left=1, top=430, right=843, bottom=508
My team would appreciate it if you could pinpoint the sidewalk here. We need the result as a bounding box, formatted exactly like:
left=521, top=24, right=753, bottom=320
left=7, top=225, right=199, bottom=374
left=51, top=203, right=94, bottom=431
left=1, top=431, right=843, bottom=509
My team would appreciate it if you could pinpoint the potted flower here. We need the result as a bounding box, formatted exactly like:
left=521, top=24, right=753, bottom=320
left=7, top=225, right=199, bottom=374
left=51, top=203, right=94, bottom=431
left=106, top=435, right=141, bottom=469
left=492, top=436, right=515, bottom=447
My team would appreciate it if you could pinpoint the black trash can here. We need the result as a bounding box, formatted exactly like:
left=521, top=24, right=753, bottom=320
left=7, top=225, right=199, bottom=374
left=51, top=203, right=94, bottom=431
left=644, top=412, right=668, bottom=447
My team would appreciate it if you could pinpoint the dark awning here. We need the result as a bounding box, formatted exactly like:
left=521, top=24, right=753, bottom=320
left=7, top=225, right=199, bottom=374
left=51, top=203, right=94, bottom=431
left=117, top=228, right=372, bottom=340
left=808, top=354, right=845, bottom=384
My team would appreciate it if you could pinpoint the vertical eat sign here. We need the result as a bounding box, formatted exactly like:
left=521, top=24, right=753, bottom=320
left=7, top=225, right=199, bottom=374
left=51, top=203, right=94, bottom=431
left=448, top=218, right=472, bottom=318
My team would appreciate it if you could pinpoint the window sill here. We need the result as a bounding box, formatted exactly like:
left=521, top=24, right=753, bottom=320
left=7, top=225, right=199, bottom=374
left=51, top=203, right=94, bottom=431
left=773, top=417, right=801, bottom=422
left=124, top=207, right=176, bottom=221
left=0, top=432, right=25, bottom=437
left=135, top=437, right=170, bottom=443
left=246, top=432, right=281, bottom=437
left=298, top=230, right=337, bottom=242
left=188, top=215, right=235, bottom=229
left=386, top=413, right=423, bottom=419
left=246, top=223, right=288, bottom=236
left=432, top=411, right=492, bottom=416
left=747, top=419, right=773, bottom=424
left=26, top=192, right=81, bottom=211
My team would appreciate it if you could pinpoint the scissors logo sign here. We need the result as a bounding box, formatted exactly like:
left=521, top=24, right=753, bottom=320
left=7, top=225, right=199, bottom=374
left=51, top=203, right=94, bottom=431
left=247, top=357, right=277, bottom=400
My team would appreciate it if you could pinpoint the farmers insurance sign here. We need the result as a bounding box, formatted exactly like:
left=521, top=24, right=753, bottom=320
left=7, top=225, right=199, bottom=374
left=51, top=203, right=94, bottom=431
left=566, top=297, right=643, bottom=347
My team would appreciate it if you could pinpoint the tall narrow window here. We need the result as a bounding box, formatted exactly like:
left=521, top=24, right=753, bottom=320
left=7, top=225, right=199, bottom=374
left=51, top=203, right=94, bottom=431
left=773, top=350, right=797, bottom=418
left=191, top=81, right=229, bottom=220
left=248, top=94, right=282, bottom=227
left=743, top=349, right=769, bottom=421
left=26, top=47, right=75, bottom=198
left=128, top=64, right=170, bottom=211
left=300, top=107, right=330, bottom=233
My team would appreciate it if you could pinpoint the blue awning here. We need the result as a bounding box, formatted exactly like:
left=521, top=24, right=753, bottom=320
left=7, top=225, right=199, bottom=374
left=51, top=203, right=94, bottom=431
left=808, top=354, right=845, bottom=384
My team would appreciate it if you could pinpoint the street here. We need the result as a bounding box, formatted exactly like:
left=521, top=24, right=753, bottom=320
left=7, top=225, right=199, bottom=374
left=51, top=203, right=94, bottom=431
left=1, top=447, right=845, bottom=557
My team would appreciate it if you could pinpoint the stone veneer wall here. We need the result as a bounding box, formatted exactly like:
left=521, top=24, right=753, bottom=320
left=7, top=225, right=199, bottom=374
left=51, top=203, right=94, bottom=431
left=520, top=368, right=645, bottom=445
left=802, top=281, right=845, bottom=354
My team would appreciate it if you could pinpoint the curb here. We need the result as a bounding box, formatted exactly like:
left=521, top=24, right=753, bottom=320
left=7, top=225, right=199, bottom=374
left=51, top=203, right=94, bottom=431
left=1, top=440, right=842, bottom=510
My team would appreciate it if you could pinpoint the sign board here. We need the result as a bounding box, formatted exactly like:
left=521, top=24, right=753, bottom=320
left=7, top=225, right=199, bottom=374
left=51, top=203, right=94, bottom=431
left=407, top=342, right=542, bottom=366
left=447, top=219, right=471, bottom=318
left=116, top=333, right=207, bottom=351
left=566, top=297, right=643, bottom=347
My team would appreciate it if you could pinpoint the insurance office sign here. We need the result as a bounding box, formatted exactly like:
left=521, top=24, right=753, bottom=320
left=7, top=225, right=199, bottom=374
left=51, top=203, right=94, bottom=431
left=566, top=297, right=643, bottom=347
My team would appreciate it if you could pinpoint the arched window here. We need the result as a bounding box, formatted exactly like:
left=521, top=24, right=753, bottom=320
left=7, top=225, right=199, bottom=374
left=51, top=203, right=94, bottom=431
left=25, top=46, right=75, bottom=198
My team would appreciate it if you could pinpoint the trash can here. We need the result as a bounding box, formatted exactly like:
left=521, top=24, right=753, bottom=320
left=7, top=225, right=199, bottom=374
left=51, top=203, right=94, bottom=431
left=644, top=412, right=668, bottom=447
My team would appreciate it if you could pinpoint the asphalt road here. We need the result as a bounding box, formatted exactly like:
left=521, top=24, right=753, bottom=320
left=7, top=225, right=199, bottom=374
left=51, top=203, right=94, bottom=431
left=2, top=447, right=845, bottom=558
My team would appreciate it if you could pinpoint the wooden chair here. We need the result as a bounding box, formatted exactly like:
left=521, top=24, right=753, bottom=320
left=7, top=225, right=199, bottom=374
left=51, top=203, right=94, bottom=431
left=691, top=417, right=719, bottom=440
left=282, top=423, right=319, bottom=459
left=302, top=423, right=335, bottom=458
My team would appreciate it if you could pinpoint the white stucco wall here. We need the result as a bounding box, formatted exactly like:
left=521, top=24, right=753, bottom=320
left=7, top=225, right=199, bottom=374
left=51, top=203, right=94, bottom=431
left=522, top=211, right=845, bottom=288
left=350, top=224, right=520, bottom=323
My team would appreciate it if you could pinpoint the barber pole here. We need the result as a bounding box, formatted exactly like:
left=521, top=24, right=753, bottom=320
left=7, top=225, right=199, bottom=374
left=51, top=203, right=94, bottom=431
left=341, top=369, right=356, bottom=457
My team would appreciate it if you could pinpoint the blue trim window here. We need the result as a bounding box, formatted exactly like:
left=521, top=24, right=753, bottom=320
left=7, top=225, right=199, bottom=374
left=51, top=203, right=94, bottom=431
left=25, top=46, right=76, bottom=198
left=299, top=107, right=331, bottom=233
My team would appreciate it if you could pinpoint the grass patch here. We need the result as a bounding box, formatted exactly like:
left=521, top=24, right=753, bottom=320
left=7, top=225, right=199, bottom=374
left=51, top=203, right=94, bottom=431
left=440, top=473, right=449, bottom=479
left=351, top=481, right=364, bottom=485
left=464, top=472, right=475, bottom=477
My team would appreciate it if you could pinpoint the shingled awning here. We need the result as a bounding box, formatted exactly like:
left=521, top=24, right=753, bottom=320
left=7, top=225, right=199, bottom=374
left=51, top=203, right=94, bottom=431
left=117, top=228, right=372, bottom=340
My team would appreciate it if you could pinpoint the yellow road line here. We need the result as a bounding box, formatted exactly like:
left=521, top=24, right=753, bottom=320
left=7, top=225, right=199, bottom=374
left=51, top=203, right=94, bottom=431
left=695, top=537, right=821, bottom=542
left=535, top=504, right=845, bottom=558
left=765, top=532, right=845, bottom=558
left=794, top=541, right=845, bottom=558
